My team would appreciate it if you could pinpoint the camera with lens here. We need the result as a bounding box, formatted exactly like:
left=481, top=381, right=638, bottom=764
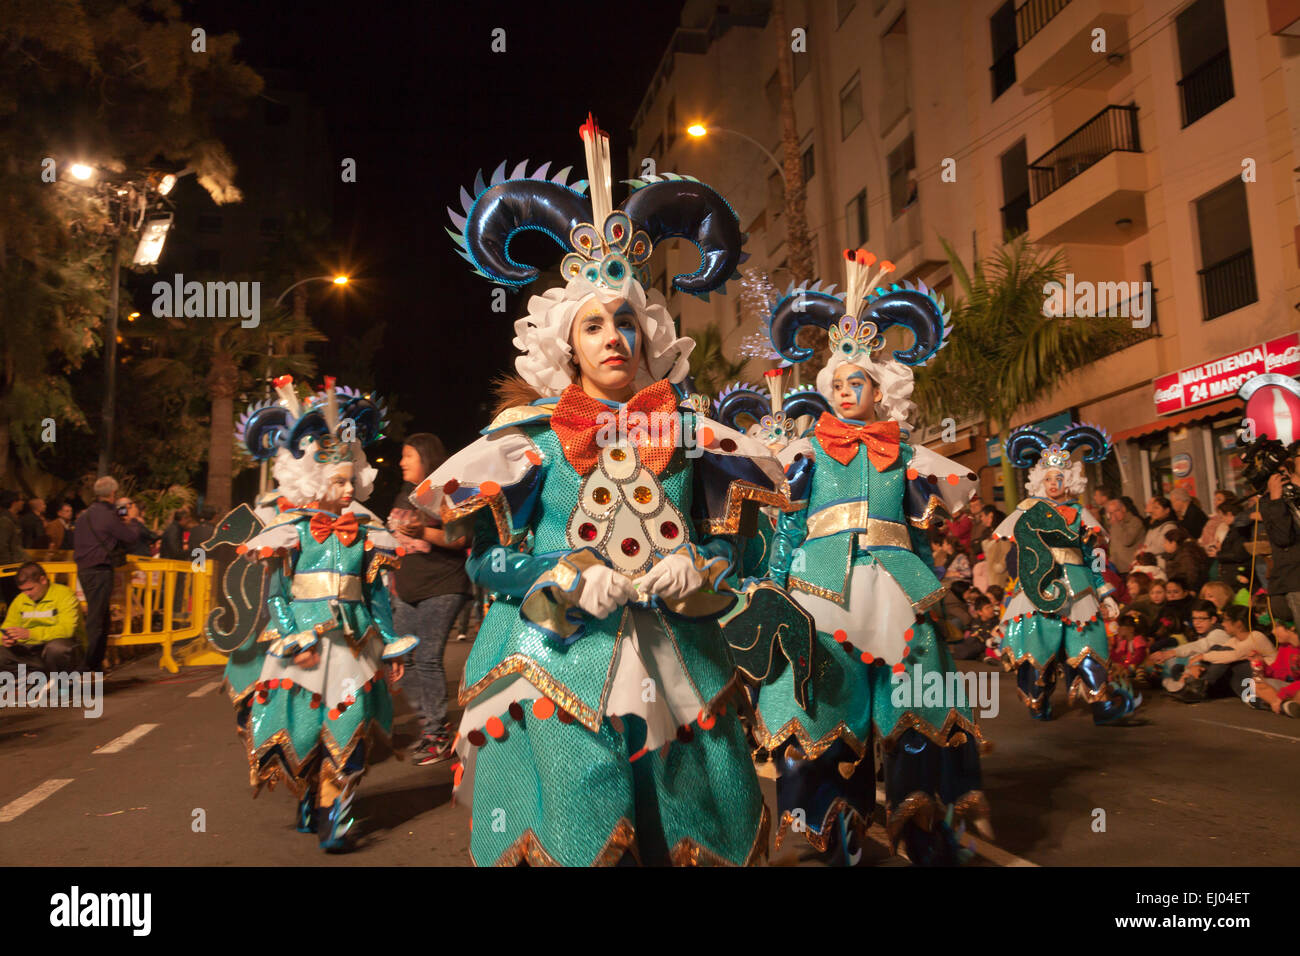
left=1238, top=433, right=1300, bottom=501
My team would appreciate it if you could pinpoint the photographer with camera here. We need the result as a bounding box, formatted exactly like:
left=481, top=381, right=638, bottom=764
left=73, top=476, right=143, bottom=673
left=1263, top=450, right=1300, bottom=626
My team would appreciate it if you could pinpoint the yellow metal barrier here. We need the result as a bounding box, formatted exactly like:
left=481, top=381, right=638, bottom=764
left=0, top=557, right=225, bottom=673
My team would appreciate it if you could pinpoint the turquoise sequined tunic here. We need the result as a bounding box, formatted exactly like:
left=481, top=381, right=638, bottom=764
left=415, top=397, right=787, bottom=866
left=225, top=508, right=408, bottom=793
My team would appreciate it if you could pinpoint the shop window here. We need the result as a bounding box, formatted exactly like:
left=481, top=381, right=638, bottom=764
left=1211, top=421, right=1247, bottom=496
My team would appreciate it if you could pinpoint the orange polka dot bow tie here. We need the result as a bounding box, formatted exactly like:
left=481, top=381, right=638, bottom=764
left=309, top=511, right=359, bottom=546
left=550, top=380, right=680, bottom=476
left=815, top=413, right=901, bottom=470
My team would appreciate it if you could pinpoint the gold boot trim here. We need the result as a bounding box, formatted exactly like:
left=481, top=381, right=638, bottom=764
left=774, top=799, right=870, bottom=853
left=669, top=801, right=771, bottom=867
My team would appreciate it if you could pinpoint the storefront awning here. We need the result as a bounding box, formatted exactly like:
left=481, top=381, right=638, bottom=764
left=1111, top=397, right=1244, bottom=443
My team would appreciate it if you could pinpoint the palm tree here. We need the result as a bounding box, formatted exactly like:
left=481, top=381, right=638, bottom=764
left=914, top=236, right=1140, bottom=507
left=771, top=0, right=815, bottom=285
left=134, top=298, right=323, bottom=514
left=688, top=322, right=749, bottom=398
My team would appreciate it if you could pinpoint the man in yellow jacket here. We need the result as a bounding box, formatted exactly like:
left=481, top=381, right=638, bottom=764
left=0, top=562, right=86, bottom=674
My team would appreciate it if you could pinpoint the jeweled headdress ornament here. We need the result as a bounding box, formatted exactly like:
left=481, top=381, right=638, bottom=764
left=237, top=375, right=388, bottom=463
left=1005, top=422, right=1113, bottom=470
left=447, top=112, right=747, bottom=298
left=714, top=369, right=831, bottom=448
left=767, top=248, right=951, bottom=368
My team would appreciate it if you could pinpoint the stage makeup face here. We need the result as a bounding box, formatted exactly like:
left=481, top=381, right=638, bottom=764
left=830, top=363, right=882, bottom=422
left=321, top=462, right=355, bottom=512
left=571, top=296, right=642, bottom=403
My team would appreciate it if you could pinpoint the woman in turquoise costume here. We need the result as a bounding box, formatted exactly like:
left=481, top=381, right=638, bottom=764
left=748, top=249, right=991, bottom=865
left=991, top=424, right=1141, bottom=724
left=411, top=115, right=790, bottom=866
left=222, top=377, right=417, bottom=851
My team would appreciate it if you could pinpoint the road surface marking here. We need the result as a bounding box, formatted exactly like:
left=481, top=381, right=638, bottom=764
left=188, top=680, right=223, bottom=698
left=0, top=779, right=73, bottom=822
left=94, top=723, right=159, bottom=754
left=1192, top=718, right=1300, bottom=742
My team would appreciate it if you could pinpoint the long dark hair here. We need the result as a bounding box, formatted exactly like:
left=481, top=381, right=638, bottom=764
left=403, top=433, right=448, bottom=479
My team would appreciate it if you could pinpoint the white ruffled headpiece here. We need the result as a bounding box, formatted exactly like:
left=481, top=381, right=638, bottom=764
left=512, top=276, right=694, bottom=397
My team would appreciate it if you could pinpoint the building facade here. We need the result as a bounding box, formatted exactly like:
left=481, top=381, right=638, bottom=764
left=629, top=0, right=1300, bottom=509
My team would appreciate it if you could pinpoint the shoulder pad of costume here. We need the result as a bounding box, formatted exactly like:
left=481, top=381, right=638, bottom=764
left=481, top=398, right=558, bottom=435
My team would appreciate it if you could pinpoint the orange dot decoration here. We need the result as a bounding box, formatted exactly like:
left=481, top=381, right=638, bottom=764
left=906, top=468, right=919, bottom=480
left=892, top=662, right=905, bottom=674
left=453, top=764, right=465, bottom=788
left=479, top=480, right=501, bottom=497
left=833, top=629, right=848, bottom=643
left=526, top=450, right=543, bottom=465
left=328, top=708, right=341, bottom=720
left=697, top=709, right=716, bottom=730
left=946, top=474, right=960, bottom=485
left=860, top=651, right=874, bottom=664
left=698, top=426, right=716, bottom=448
left=533, top=698, right=556, bottom=720
left=904, top=627, right=914, bottom=641
left=485, top=716, right=506, bottom=739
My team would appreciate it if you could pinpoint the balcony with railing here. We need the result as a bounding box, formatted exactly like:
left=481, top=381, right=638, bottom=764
left=1199, top=249, right=1257, bottom=320
left=1177, top=50, right=1234, bottom=128
left=1015, top=0, right=1130, bottom=91
left=1026, top=104, right=1147, bottom=244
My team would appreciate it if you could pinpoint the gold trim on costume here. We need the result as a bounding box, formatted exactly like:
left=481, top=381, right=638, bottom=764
left=457, top=652, right=608, bottom=732
left=875, top=707, right=986, bottom=751
left=518, top=550, right=604, bottom=641
left=486, top=404, right=553, bottom=432
left=668, top=802, right=771, bottom=867
left=441, top=490, right=523, bottom=548
left=697, top=481, right=794, bottom=536
left=751, top=707, right=869, bottom=761
left=291, top=572, right=362, bottom=601
left=907, top=494, right=946, bottom=529
left=774, top=799, right=870, bottom=853
left=365, top=552, right=400, bottom=582
left=481, top=818, right=637, bottom=867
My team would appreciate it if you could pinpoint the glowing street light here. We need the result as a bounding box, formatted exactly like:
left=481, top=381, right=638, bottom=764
left=333, top=274, right=349, bottom=286
left=684, top=123, right=784, bottom=178
left=687, top=124, right=708, bottom=138
left=68, top=163, right=95, bottom=181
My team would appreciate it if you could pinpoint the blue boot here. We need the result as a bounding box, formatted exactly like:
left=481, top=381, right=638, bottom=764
left=295, top=786, right=319, bottom=834
left=317, top=780, right=359, bottom=853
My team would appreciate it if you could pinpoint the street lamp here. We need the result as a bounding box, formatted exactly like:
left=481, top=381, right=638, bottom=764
left=258, top=274, right=352, bottom=493
left=685, top=123, right=785, bottom=179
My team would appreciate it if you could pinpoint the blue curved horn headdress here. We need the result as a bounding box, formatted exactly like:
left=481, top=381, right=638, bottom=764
left=447, top=113, right=747, bottom=299
left=1005, top=421, right=1113, bottom=470
left=236, top=375, right=389, bottom=463
left=715, top=374, right=831, bottom=447
left=767, top=248, right=951, bottom=368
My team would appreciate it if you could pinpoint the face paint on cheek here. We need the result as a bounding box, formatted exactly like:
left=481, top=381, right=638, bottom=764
left=618, top=325, right=637, bottom=356
left=846, top=373, right=869, bottom=406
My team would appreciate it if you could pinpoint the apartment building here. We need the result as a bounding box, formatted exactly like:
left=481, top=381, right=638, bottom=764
left=629, top=0, right=1300, bottom=506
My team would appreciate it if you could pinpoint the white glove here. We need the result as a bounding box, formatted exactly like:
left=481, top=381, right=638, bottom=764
left=633, top=552, right=704, bottom=603
left=573, top=564, right=638, bottom=619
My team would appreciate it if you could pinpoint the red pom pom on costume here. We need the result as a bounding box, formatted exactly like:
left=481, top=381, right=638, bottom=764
left=833, top=629, right=848, bottom=643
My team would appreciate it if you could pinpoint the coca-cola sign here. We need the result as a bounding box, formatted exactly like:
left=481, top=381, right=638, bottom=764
left=1152, top=332, right=1300, bottom=415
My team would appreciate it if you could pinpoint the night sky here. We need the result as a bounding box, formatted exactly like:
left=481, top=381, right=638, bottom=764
left=188, top=0, right=686, bottom=457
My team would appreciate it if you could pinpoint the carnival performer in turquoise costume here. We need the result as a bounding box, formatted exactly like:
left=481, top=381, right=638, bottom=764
left=222, top=377, right=417, bottom=852
left=411, top=115, right=790, bottom=866
left=746, top=249, right=990, bottom=865
left=991, top=424, right=1140, bottom=724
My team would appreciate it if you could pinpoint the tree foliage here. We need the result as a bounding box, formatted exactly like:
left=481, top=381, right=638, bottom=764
left=0, top=0, right=262, bottom=483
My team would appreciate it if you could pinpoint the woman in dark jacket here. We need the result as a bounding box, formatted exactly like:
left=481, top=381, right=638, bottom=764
left=389, top=433, right=472, bottom=765
left=1163, top=525, right=1209, bottom=593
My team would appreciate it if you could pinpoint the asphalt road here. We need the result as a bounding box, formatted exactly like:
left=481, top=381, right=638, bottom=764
left=2, top=642, right=1296, bottom=867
